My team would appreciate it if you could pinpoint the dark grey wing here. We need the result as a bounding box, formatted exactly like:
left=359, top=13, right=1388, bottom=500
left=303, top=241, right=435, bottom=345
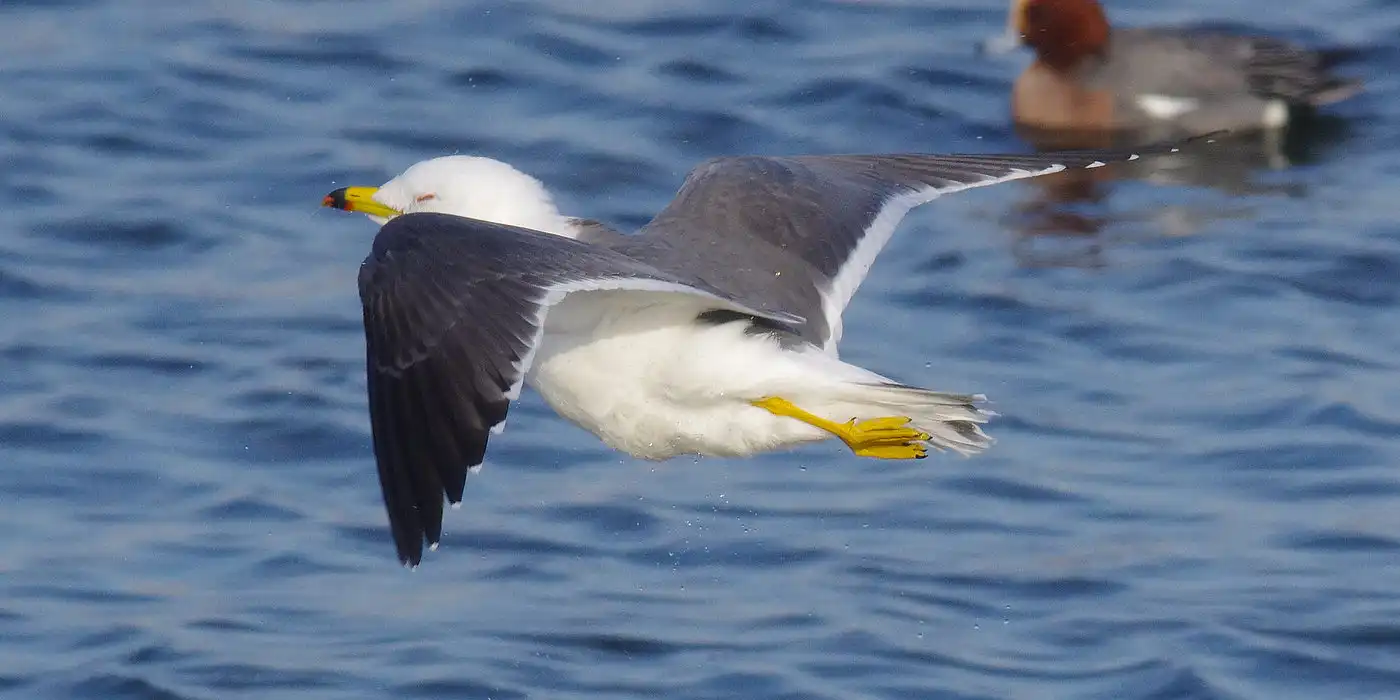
left=1234, top=35, right=1362, bottom=105
left=1110, top=29, right=1361, bottom=106
left=623, top=138, right=1199, bottom=349
left=359, top=212, right=798, bottom=566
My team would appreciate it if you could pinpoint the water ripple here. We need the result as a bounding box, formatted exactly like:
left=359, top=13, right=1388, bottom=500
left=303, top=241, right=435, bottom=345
left=3, top=0, right=1399, bottom=698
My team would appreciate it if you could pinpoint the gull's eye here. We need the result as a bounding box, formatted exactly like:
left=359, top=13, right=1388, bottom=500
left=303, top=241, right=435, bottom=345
left=415, top=193, right=437, bottom=203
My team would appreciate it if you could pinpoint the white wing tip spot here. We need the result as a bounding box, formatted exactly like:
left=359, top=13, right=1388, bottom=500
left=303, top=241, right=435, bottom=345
left=1086, top=160, right=1106, bottom=169
left=429, top=542, right=439, bottom=552
left=1128, top=154, right=1140, bottom=161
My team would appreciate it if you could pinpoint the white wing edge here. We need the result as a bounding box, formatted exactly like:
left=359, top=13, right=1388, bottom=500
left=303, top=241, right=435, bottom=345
left=818, top=164, right=1073, bottom=352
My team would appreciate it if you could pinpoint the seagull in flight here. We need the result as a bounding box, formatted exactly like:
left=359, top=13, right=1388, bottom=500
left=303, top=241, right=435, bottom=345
left=323, top=139, right=1195, bottom=565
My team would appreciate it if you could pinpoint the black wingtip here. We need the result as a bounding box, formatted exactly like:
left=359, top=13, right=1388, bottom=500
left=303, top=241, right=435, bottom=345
left=1308, top=79, right=1365, bottom=107
left=1160, top=130, right=1230, bottom=151
left=1125, top=130, right=1230, bottom=159
left=1316, top=46, right=1366, bottom=69
left=1188, top=129, right=1230, bottom=143
left=397, top=536, right=425, bottom=568
left=397, top=542, right=423, bottom=568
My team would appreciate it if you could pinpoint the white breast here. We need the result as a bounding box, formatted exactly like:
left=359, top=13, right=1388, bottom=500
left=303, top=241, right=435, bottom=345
left=524, top=292, right=828, bottom=460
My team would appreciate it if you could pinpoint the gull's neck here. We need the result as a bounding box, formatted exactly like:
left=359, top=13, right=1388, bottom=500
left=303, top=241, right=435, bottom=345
left=454, top=184, right=576, bottom=238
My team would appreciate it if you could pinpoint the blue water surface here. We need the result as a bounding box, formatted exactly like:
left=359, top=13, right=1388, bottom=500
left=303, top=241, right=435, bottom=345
left=3, top=1, right=1400, bottom=698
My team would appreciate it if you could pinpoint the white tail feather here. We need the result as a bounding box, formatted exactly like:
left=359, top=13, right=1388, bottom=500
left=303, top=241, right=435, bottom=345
left=770, top=345, right=995, bottom=456
left=832, top=382, right=995, bottom=455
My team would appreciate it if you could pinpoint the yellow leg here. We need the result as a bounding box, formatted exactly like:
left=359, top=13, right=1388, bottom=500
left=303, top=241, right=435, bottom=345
left=752, top=397, right=930, bottom=459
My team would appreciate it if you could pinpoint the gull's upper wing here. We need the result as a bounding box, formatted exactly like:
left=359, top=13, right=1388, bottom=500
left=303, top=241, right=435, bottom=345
left=626, top=139, right=1204, bottom=349
left=358, top=212, right=798, bottom=565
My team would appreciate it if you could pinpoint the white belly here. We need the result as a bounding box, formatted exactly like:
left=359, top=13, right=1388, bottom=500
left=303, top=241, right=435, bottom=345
left=523, top=291, right=829, bottom=460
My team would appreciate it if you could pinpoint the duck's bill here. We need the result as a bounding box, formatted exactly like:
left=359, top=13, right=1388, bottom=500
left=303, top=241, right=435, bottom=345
left=322, top=186, right=401, bottom=220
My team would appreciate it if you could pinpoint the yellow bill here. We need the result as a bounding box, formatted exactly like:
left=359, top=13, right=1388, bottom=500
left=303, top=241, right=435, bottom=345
left=322, top=186, right=401, bottom=220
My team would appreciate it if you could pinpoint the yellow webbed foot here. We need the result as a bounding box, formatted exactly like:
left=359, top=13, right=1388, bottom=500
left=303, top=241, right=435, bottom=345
left=751, top=397, right=929, bottom=460
left=841, top=416, right=930, bottom=459
left=852, top=442, right=927, bottom=459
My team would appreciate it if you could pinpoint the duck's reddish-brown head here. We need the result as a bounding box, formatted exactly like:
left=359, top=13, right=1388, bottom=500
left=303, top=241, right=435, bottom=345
left=1012, top=0, right=1110, bottom=71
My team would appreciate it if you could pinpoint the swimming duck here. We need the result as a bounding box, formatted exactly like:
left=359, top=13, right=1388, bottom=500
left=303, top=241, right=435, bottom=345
left=989, top=0, right=1362, bottom=138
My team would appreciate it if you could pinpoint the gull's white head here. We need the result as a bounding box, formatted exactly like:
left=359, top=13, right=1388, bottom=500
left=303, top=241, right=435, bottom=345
left=323, top=155, right=574, bottom=237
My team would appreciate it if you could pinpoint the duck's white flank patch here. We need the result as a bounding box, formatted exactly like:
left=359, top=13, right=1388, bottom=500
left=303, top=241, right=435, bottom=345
left=1262, top=99, right=1290, bottom=129
left=1137, top=94, right=1200, bottom=120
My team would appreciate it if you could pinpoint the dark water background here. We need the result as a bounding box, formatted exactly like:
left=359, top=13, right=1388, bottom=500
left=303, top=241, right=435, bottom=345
left=3, top=1, right=1400, bottom=698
